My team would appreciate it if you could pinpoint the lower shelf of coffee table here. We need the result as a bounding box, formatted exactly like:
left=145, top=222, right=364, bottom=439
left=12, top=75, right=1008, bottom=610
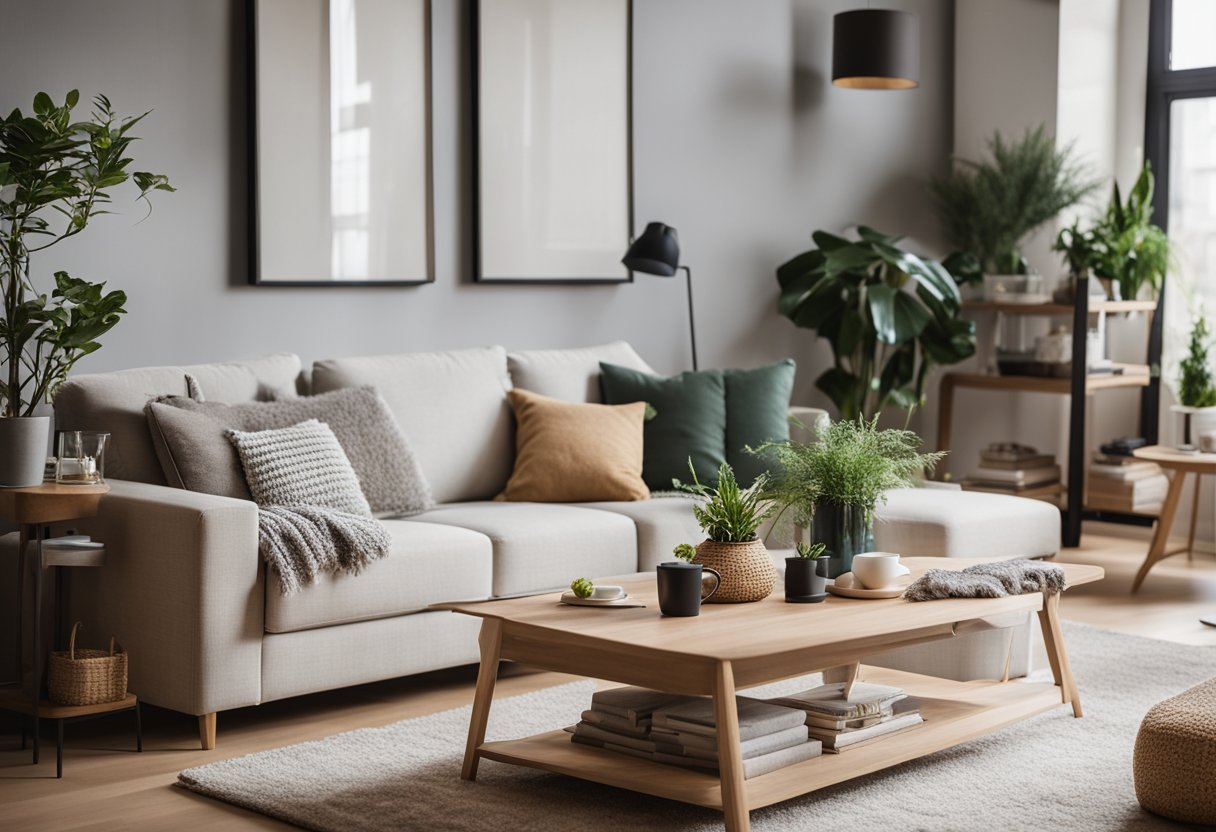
left=476, top=667, right=1065, bottom=812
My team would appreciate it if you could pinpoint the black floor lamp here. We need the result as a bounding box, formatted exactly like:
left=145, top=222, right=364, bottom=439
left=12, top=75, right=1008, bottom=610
left=622, top=222, right=698, bottom=371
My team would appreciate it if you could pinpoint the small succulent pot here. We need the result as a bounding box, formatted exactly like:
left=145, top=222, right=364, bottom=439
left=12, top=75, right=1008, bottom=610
left=694, top=538, right=775, bottom=603
left=784, top=556, right=829, bottom=601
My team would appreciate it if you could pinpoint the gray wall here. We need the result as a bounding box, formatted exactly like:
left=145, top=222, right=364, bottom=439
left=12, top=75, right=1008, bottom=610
left=0, top=0, right=954, bottom=408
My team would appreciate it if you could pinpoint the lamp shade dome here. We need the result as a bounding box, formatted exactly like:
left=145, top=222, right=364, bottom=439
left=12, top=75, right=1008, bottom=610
left=622, top=222, right=680, bottom=276
left=832, top=9, right=920, bottom=90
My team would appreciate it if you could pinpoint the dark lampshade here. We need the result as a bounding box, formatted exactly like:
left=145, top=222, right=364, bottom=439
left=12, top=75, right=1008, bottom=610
left=832, top=9, right=920, bottom=90
left=622, top=222, right=680, bottom=277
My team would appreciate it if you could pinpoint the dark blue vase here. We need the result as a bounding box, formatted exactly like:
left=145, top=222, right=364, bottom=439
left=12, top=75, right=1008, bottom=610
left=811, top=502, right=874, bottom=578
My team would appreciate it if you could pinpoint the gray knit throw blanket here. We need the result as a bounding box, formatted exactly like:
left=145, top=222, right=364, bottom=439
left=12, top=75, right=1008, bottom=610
left=257, top=505, right=391, bottom=596
left=904, top=558, right=1067, bottom=602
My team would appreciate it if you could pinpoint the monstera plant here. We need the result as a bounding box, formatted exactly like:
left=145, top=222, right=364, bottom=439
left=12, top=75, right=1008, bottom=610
left=777, top=227, right=976, bottom=420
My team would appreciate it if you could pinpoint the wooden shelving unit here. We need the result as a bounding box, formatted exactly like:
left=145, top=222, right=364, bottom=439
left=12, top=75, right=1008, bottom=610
left=938, top=279, right=1162, bottom=547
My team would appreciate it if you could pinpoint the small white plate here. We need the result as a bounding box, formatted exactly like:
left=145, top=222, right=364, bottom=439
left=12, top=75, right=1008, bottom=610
left=826, top=572, right=912, bottom=600
left=560, top=591, right=642, bottom=607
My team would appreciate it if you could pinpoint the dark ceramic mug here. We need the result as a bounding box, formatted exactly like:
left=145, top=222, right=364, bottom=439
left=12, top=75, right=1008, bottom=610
left=657, top=562, right=721, bottom=617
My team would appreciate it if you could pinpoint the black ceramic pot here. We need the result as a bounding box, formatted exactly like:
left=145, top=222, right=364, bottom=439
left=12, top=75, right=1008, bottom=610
left=784, top=557, right=829, bottom=601
left=812, top=502, right=874, bottom=577
left=657, top=562, right=721, bottom=617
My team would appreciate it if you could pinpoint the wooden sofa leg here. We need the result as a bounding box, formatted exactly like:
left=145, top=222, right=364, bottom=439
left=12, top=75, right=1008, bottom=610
left=199, top=713, right=217, bottom=750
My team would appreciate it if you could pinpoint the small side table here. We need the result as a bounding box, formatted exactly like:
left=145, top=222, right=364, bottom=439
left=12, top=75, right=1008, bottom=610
left=0, top=483, right=141, bottom=777
left=1130, top=446, right=1216, bottom=594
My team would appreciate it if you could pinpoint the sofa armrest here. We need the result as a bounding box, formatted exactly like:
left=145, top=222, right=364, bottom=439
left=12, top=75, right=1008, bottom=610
left=65, top=480, right=263, bottom=716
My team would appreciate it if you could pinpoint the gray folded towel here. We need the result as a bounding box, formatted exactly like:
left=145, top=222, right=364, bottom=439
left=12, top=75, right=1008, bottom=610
left=257, top=505, right=392, bottom=595
left=904, top=558, right=1067, bottom=602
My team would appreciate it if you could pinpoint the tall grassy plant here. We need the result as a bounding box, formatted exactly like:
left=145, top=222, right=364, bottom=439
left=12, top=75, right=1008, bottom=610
left=754, top=417, right=944, bottom=531
left=676, top=461, right=773, bottom=543
left=930, top=126, right=1099, bottom=276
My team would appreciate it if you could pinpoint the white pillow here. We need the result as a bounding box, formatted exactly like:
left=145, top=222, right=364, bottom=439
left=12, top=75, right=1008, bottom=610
left=227, top=419, right=372, bottom=517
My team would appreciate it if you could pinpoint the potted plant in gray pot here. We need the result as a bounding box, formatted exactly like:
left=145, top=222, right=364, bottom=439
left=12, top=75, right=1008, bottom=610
left=0, top=90, right=172, bottom=485
left=756, top=417, right=944, bottom=577
left=784, top=541, right=828, bottom=603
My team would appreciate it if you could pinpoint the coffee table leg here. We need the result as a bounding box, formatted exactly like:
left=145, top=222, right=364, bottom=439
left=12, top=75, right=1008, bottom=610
left=462, top=618, right=502, bottom=781
left=1037, top=593, right=1082, bottom=718
left=713, top=660, right=749, bottom=832
left=1132, top=470, right=1186, bottom=594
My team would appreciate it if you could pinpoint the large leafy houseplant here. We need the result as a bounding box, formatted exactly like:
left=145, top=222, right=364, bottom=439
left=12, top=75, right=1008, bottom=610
left=930, top=126, right=1098, bottom=278
left=1, top=90, right=173, bottom=418
left=1090, top=164, right=1169, bottom=301
left=777, top=226, right=975, bottom=421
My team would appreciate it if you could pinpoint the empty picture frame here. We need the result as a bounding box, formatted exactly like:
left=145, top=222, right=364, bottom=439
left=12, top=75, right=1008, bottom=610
left=474, top=0, right=633, bottom=283
left=249, top=0, right=433, bottom=285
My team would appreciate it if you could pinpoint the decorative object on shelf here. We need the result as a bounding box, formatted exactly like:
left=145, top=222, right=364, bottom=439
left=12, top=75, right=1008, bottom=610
left=249, top=0, right=432, bottom=285
left=0, top=90, right=172, bottom=487
left=621, top=222, right=697, bottom=370
left=656, top=544, right=721, bottom=617
left=55, top=431, right=108, bottom=485
left=756, top=416, right=943, bottom=577
left=776, top=226, right=974, bottom=420
left=675, top=461, right=776, bottom=602
left=831, top=8, right=919, bottom=90
left=475, top=0, right=630, bottom=283
left=48, top=622, right=128, bottom=706
left=931, top=126, right=1099, bottom=285
left=784, top=541, right=829, bottom=603
left=980, top=273, right=1047, bottom=304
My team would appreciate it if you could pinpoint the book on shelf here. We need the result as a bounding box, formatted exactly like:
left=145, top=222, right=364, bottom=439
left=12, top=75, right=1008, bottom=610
left=808, top=705, right=923, bottom=751
left=675, top=724, right=810, bottom=761
left=969, top=464, right=1061, bottom=488
left=571, top=721, right=677, bottom=754
left=1087, top=473, right=1168, bottom=501
left=1086, top=493, right=1163, bottom=514
left=977, top=453, right=1055, bottom=470
left=766, top=681, right=906, bottom=719
left=579, top=709, right=652, bottom=738
left=590, top=686, right=696, bottom=727
left=652, top=740, right=823, bottom=779
left=1093, top=452, right=1151, bottom=467
left=569, top=733, right=653, bottom=761
left=962, top=481, right=1062, bottom=499
left=651, top=696, right=808, bottom=742
left=765, top=682, right=923, bottom=754
left=1089, top=461, right=1163, bottom=482
left=980, top=444, right=1047, bottom=464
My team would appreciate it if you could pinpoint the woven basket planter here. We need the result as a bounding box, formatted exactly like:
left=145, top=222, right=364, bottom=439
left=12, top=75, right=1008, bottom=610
left=694, top=539, right=775, bottom=602
left=48, top=622, right=127, bottom=706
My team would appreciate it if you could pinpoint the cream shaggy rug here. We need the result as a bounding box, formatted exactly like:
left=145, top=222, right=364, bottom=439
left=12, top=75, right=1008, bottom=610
left=179, top=623, right=1216, bottom=831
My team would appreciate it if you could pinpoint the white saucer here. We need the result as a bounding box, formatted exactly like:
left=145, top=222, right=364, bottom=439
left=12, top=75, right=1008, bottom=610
left=559, top=591, right=643, bottom=607
left=826, top=572, right=912, bottom=600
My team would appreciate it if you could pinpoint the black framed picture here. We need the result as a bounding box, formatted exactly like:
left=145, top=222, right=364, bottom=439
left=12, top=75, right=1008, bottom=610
left=249, top=0, right=434, bottom=286
left=473, top=0, right=633, bottom=284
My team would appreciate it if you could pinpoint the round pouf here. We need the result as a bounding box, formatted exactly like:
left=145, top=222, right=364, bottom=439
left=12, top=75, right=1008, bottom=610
left=694, top=539, right=775, bottom=603
left=1133, top=677, right=1216, bottom=826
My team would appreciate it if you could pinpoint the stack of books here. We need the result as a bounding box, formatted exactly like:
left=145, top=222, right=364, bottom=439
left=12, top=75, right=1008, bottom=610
left=965, top=444, right=1061, bottom=497
left=568, top=686, right=822, bottom=778
left=1088, top=452, right=1168, bottom=513
left=766, top=681, right=923, bottom=752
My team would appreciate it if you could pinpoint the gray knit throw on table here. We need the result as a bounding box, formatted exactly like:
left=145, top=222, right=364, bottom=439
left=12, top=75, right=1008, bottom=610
left=903, top=558, right=1067, bottom=602
left=258, top=505, right=391, bottom=596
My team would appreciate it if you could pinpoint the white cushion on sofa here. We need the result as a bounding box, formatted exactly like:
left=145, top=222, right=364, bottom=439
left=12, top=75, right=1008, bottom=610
left=579, top=496, right=703, bottom=571
left=874, top=487, right=1060, bottom=558
left=311, top=347, right=513, bottom=504
left=507, top=341, right=654, bottom=403
left=409, top=502, right=637, bottom=597
left=265, top=519, right=493, bottom=633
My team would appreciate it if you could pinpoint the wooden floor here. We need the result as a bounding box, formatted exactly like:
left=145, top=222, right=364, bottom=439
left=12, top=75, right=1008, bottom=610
left=3, top=524, right=1215, bottom=831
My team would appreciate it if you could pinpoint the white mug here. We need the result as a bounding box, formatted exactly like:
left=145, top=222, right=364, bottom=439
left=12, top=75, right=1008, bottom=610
left=852, top=552, right=910, bottom=590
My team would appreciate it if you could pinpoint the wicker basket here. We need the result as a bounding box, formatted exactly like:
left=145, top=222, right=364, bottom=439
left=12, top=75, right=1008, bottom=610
left=48, top=622, right=127, bottom=706
left=694, top=539, right=775, bottom=602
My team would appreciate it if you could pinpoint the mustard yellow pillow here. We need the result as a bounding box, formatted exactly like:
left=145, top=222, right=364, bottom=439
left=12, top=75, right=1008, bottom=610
left=499, top=389, right=650, bottom=502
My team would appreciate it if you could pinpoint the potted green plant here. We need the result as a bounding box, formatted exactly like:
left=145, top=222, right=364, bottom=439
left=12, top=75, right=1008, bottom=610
left=1173, top=317, right=1216, bottom=447
left=930, top=125, right=1098, bottom=296
left=0, top=91, right=172, bottom=486
left=675, top=460, right=776, bottom=603
left=1089, top=164, right=1170, bottom=302
left=784, top=541, right=828, bottom=603
left=776, top=226, right=976, bottom=421
left=755, top=417, right=944, bottom=577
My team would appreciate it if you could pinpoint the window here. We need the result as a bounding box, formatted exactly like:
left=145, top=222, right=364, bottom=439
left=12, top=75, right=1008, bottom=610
left=1143, top=0, right=1216, bottom=438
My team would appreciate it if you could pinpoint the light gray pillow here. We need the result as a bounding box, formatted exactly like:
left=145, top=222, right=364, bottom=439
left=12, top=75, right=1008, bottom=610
left=145, top=386, right=433, bottom=516
left=227, top=420, right=372, bottom=517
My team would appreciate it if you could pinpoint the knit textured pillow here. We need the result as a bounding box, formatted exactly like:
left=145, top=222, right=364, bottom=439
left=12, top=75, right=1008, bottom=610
left=226, top=420, right=373, bottom=518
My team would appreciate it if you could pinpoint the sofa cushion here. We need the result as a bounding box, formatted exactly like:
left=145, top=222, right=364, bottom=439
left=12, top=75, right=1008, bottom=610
left=507, top=341, right=654, bottom=403
left=874, top=488, right=1060, bottom=558
left=265, top=519, right=493, bottom=633
left=500, top=389, right=649, bottom=503
left=145, top=386, right=433, bottom=516
left=599, top=363, right=728, bottom=490
left=311, top=347, right=513, bottom=504
left=54, top=353, right=302, bottom=484
left=578, top=496, right=703, bottom=571
left=724, top=360, right=796, bottom=485
left=409, top=502, right=637, bottom=597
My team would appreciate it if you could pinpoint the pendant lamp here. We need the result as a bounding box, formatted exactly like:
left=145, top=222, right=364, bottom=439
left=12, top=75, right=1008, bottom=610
left=832, top=8, right=920, bottom=90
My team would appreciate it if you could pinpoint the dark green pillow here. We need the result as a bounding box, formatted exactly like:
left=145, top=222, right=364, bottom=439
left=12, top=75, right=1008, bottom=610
left=599, top=363, right=727, bottom=489
left=724, top=360, right=796, bottom=485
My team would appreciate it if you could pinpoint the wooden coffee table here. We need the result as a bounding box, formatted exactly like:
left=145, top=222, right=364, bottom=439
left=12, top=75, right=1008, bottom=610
left=434, top=557, right=1103, bottom=832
